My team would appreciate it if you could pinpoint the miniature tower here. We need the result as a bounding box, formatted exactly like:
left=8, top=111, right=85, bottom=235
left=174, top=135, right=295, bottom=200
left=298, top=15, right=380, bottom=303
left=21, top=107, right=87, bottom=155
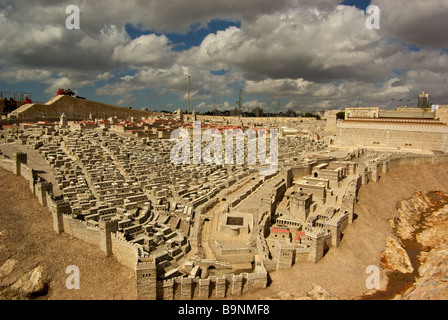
left=275, top=242, right=295, bottom=270
left=60, top=113, right=68, bottom=128
left=177, top=108, right=183, bottom=121
left=13, top=152, right=27, bottom=176
left=99, top=218, right=119, bottom=256
left=307, top=230, right=325, bottom=263
left=51, top=200, right=71, bottom=234
left=136, top=257, right=157, bottom=300
left=341, top=193, right=356, bottom=224
left=290, top=192, right=313, bottom=221
left=326, top=219, right=343, bottom=247
left=369, top=160, right=380, bottom=182
left=36, top=180, right=53, bottom=206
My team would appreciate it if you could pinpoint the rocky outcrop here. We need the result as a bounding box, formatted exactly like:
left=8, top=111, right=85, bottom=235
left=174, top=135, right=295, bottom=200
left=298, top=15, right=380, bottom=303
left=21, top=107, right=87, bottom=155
left=399, top=244, right=448, bottom=300
left=303, top=284, right=339, bottom=300
left=380, top=236, right=413, bottom=274
left=0, top=259, right=48, bottom=300
left=390, top=189, right=448, bottom=300
left=266, top=284, right=339, bottom=300
left=393, top=191, right=431, bottom=240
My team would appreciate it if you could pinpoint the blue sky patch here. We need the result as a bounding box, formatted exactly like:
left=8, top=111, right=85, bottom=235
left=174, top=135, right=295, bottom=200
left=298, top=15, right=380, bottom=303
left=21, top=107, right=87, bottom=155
left=341, top=0, right=371, bottom=11
left=126, top=19, right=241, bottom=51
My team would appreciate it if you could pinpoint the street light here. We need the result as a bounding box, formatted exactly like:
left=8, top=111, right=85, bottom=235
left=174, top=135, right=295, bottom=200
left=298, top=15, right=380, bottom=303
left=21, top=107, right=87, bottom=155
left=187, top=75, right=191, bottom=114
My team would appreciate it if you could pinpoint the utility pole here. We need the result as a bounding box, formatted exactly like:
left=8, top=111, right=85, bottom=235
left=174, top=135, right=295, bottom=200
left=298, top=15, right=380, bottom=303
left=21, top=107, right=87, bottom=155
left=187, top=75, right=191, bottom=114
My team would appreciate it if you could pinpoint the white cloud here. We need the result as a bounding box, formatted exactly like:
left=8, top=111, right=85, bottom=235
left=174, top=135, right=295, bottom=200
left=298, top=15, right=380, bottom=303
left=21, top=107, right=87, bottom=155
left=96, top=64, right=242, bottom=103
left=44, top=77, right=72, bottom=95
left=372, top=0, right=448, bottom=49
left=96, top=72, right=114, bottom=81
left=2, top=0, right=448, bottom=111
left=117, top=93, right=136, bottom=106
left=112, top=34, right=177, bottom=68
left=0, top=68, right=53, bottom=84
left=185, top=6, right=385, bottom=82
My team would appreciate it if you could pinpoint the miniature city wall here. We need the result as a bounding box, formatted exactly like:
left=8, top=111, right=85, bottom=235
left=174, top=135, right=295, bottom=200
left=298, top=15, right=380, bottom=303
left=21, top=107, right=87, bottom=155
left=336, top=122, right=448, bottom=152
left=0, top=151, right=269, bottom=300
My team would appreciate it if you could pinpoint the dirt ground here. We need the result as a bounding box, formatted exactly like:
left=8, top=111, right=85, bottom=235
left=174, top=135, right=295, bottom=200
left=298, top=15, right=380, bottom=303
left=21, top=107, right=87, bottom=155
left=0, top=167, right=136, bottom=300
left=2, top=162, right=448, bottom=300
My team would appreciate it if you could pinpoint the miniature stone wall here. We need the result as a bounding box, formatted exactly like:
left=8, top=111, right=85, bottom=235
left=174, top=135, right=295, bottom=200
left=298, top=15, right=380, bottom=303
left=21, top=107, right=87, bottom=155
left=111, top=233, right=140, bottom=270
left=337, top=122, right=448, bottom=152
left=154, top=263, right=267, bottom=300
left=62, top=215, right=101, bottom=247
left=0, top=155, right=14, bottom=172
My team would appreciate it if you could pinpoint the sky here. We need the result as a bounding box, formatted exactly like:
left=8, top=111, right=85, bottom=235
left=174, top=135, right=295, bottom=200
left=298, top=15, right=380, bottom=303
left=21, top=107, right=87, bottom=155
left=1, top=0, right=448, bottom=113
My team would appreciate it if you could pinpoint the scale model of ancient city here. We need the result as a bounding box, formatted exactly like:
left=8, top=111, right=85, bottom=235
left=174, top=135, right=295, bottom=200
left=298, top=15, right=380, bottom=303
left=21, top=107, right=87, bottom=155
left=1, top=89, right=447, bottom=300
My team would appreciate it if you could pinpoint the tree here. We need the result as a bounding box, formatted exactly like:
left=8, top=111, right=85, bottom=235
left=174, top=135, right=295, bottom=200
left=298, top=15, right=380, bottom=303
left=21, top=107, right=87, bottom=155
left=303, top=112, right=321, bottom=120
left=336, top=111, right=345, bottom=120
left=285, top=109, right=296, bottom=117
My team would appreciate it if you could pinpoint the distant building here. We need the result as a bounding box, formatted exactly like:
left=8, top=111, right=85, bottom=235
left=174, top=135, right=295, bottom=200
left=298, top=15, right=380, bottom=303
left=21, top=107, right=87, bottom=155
left=418, top=90, right=431, bottom=108
left=252, top=107, right=264, bottom=117
left=230, top=107, right=242, bottom=116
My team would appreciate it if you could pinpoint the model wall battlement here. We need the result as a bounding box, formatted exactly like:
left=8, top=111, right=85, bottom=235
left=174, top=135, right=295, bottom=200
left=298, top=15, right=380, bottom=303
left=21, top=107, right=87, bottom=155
left=156, top=264, right=267, bottom=300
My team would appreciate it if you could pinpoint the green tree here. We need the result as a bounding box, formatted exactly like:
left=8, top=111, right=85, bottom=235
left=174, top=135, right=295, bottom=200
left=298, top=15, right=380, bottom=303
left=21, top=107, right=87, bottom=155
left=303, top=112, right=321, bottom=120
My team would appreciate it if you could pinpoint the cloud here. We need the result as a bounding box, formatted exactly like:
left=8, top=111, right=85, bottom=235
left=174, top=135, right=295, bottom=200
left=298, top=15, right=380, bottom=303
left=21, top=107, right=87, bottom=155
left=74, top=0, right=340, bottom=34
left=117, top=93, right=136, bottom=106
left=1, top=0, right=448, bottom=111
left=112, top=34, right=177, bottom=68
left=96, top=72, right=114, bottom=81
left=372, top=0, right=448, bottom=49
left=0, top=68, right=53, bottom=84
left=44, top=77, right=72, bottom=94
left=185, top=6, right=387, bottom=83
left=96, top=64, right=242, bottom=103
left=245, top=78, right=311, bottom=97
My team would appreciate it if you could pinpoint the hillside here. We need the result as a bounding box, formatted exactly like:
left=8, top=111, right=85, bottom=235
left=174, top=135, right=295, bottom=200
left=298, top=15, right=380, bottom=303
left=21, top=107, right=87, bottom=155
left=7, top=95, right=156, bottom=120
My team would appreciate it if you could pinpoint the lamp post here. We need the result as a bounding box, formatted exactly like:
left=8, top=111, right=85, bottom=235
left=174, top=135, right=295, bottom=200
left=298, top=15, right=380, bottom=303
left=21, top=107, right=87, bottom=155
left=187, top=75, right=191, bottom=114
